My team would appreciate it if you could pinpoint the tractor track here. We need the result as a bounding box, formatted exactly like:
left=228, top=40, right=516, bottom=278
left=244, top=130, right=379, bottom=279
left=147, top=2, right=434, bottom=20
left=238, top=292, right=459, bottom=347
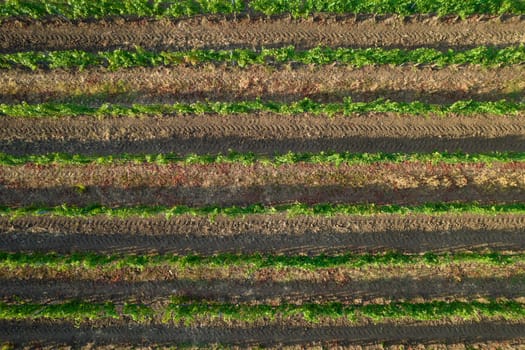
left=1, top=15, right=525, bottom=53
left=2, top=161, right=523, bottom=207
left=1, top=114, right=524, bottom=155
left=2, top=65, right=525, bottom=105
left=1, top=276, right=524, bottom=304
left=1, top=225, right=523, bottom=255
left=1, top=321, right=524, bottom=346
left=1, top=185, right=523, bottom=207
left=1, top=214, right=523, bottom=254
left=2, top=213, right=524, bottom=235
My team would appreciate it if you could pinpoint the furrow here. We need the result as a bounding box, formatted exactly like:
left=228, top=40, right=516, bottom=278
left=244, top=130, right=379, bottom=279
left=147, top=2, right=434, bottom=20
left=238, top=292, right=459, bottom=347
left=0, top=321, right=523, bottom=346
left=1, top=228, right=523, bottom=254
left=1, top=16, right=525, bottom=53
left=2, top=185, right=523, bottom=207
left=1, top=276, right=524, bottom=303
left=1, top=114, right=524, bottom=155
left=2, top=213, right=524, bottom=234
left=2, top=162, right=524, bottom=207
left=2, top=65, right=525, bottom=105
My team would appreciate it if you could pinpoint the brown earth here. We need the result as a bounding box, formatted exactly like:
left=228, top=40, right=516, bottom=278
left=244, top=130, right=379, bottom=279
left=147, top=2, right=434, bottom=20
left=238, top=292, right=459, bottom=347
left=1, top=214, right=524, bottom=254
left=1, top=15, right=524, bottom=53
left=1, top=162, right=523, bottom=206
left=1, top=113, right=524, bottom=156
left=1, top=272, right=524, bottom=304
left=1, top=320, right=524, bottom=346
left=2, top=65, right=525, bottom=104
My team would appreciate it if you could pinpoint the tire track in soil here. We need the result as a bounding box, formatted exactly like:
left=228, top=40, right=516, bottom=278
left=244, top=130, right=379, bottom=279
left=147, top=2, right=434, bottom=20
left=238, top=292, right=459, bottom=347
left=3, top=215, right=524, bottom=236
left=1, top=229, right=523, bottom=254
left=1, top=15, right=525, bottom=53
left=1, top=321, right=524, bottom=346
left=1, top=215, right=524, bottom=252
left=1, top=276, right=524, bottom=303
left=1, top=114, right=524, bottom=155
left=3, top=65, right=525, bottom=105
left=2, top=162, right=523, bottom=208
left=3, top=185, right=524, bottom=208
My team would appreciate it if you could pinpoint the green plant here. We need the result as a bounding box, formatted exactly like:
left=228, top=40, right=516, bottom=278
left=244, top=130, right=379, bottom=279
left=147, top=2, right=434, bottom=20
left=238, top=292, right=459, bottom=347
left=1, top=0, right=523, bottom=19
left=1, top=202, right=524, bottom=220
left=0, top=251, right=521, bottom=271
left=1, top=98, right=524, bottom=118
left=2, top=46, right=524, bottom=70
left=0, top=151, right=522, bottom=166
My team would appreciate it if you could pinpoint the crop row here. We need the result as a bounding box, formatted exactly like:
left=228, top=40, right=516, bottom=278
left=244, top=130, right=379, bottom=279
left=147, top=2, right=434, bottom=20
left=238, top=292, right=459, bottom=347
left=2, top=46, right=524, bottom=70
left=1, top=151, right=522, bottom=166
left=2, top=98, right=524, bottom=118
left=0, top=0, right=523, bottom=19
left=1, top=203, right=525, bottom=219
left=1, top=299, right=523, bottom=325
left=1, top=252, right=521, bottom=271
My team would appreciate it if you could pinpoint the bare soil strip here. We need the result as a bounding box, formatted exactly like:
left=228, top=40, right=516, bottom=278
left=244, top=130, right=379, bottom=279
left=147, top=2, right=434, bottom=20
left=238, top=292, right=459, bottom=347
left=2, top=215, right=523, bottom=254
left=2, top=213, right=523, bottom=234
left=6, top=184, right=524, bottom=207
left=2, top=65, right=525, bottom=105
left=1, top=276, right=524, bottom=303
left=1, top=230, right=523, bottom=254
left=2, top=162, right=523, bottom=206
left=1, top=321, right=524, bottom=346
left=1, top=16, right=524, bottom=53
left=1, top=114, right=524, bottom=156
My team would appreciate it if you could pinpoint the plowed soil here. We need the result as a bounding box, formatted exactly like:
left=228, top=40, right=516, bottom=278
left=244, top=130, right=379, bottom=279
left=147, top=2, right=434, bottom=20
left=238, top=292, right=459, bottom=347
left=1, top=214, right=524, bottom=254
left=1, top=321, right=524, bottom=346
left=1, top=15, right=524, bottom=53
left=1, top=162, right=524, bottom=206
left=2, top=276, right=524, bottom=304
left=2, top=113, right=524, bottom=156
left=2, top=65, right=525, bottom=104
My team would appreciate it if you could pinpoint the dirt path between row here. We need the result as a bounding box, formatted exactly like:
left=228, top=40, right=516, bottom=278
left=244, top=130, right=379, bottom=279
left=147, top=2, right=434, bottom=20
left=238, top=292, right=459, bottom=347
left=2, top=213, right=523, bottom=235
left=2, top=65, right=524, bottom=105
left=2, top=162, right=523, bottom=207
left=2, top=114, right=524, bottom=155
left=1, top=224, right=523, bottom=254
left=2, top=276, right=523, bottom=303
left=1, top=321, right=524, bottom=346
left=1, top=15, right=524, bottom=53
